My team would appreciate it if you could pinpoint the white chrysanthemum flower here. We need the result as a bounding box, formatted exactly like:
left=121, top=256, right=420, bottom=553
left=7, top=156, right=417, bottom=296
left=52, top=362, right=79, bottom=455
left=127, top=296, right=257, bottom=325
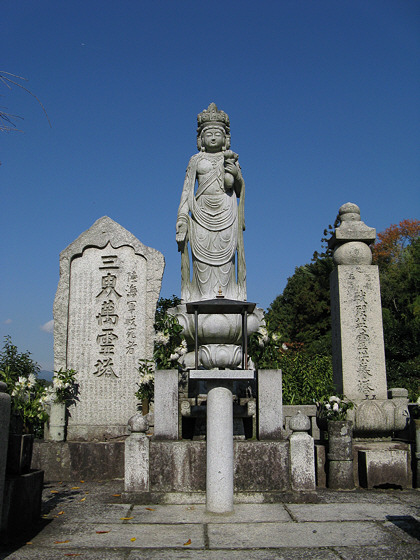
left=180, top=347, right=187, bottom=356
left=329, top=396, right=341, bottom=403
left=332, top=402, right=340, bottom=412
left=282, top=343, right=288, bottom=351
left=170, top=353, right=179, bottom=361
left=271, top=333, right=280, bottom=342
left=257, top=327, right=269, bottom=343
left=155, top=331, right=170, bottom=346
left=181, top=339, right=187, bottom=348
left=325, top=403, right=331, bottom=410
left=18, top=376, right=27, bottom=385
left=27, top=373, right=37, bottom=387
left=54, top=379, right=64, bottom=390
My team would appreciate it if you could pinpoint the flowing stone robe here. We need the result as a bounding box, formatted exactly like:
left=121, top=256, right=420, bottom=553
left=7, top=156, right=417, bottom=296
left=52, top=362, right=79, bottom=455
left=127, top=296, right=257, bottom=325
left=177, top=151, right=246, bottom=302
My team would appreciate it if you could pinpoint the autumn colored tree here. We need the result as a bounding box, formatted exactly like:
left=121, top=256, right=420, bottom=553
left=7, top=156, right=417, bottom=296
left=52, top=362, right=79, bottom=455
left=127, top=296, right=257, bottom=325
left=372, top=219, right=420, bottom=265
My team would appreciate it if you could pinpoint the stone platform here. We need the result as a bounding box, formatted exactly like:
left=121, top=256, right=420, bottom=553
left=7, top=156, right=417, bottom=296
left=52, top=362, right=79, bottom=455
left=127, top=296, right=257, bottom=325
left=0, top=480, right=419, bottom=559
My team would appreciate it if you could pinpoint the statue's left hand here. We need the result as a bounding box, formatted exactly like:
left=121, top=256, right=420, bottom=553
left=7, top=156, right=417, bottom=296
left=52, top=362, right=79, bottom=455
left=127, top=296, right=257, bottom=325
left=224, top=161, right=239, bottom=178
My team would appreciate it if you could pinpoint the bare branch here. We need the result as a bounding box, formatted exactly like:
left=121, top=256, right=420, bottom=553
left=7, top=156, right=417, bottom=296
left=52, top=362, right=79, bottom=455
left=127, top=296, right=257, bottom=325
left=0, top=71, right=51, bottom=131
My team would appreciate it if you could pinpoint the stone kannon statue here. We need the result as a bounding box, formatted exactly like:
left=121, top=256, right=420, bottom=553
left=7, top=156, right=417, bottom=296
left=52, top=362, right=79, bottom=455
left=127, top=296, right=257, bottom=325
left=171, top=103, right=263, bottom=370
left=176, top=102, right=246, bottom=302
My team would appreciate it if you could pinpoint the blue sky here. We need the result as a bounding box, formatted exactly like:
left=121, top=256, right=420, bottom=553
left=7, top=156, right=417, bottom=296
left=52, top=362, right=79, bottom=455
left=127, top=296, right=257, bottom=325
left=1, top=0, right=419, bottom=371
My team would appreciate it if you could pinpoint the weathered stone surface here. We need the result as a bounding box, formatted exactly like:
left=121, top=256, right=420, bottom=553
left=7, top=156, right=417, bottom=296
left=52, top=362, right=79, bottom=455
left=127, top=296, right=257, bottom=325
left=128, top=412, right=149, bottom=433
left=150, top=441, right=206, bottom=492
left=328, top=460, right=355, bottom=490
left=234, top=441, right=290, bottom=491
left=330, top=265, right=387, bottom=401
left=358, top=449, right=410, bottom=489
left=289, top=432, right=316, bottom=491
left=154, top=370, right=179, bottom=440
left=32, top=522, right=205, bottom=549
left=207, top=520, right=395, bottom=548
left=45, top=402, right=66, bottom=442
left=1, top=470, right=44, bottom=536
left=125, top=433, right=149, bottom=492
left=287, top=502, right=420, bottom=522
left=206, top=383, right=234, bottom=513
left=32, top=441, right=125, bottom=481
left=258, top=369, right=283, bottom=439
left=347, top=397, right=409, bottom=436
left=148, top=440, right=291, bottom=493
left=53, top=216, right=164, bottom=441
left=0, top=382, right=10, bottom=532
left=327, top=421, right=353, bottom=461
left=315, top=443, right=327, bottom=488
left=352, top=440, right=412, bottom=488
left=290, top=411, right=311, bottom=433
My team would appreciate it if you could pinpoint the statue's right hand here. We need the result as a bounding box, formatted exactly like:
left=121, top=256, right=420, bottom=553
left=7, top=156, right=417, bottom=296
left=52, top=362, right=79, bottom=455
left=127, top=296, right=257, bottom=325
left=176, top=221, right=187, bottom=245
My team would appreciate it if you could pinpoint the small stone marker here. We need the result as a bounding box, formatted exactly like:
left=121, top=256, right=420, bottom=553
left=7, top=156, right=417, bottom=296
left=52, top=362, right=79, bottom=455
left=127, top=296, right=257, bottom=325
left=54, top=216, right=164, bottom=441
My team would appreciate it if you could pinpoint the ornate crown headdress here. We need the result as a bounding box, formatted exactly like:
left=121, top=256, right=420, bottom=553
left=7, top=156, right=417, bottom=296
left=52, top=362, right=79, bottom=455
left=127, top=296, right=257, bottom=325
left=197, top=102, right=230, bottom=135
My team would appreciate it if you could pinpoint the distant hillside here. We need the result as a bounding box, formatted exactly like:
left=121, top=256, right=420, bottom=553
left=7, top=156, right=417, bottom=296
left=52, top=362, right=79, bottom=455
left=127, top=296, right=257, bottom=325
left=39, top=370, right=53, bottom=382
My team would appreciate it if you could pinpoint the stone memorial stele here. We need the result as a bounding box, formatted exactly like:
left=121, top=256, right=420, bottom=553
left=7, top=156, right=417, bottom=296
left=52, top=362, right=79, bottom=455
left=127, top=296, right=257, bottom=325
left=53, top=216, right=164, bottom=441
left=329, top=203, right=386, bottom=401
left=329, top=203, right=409, bottom=436
left=170, top=102, right=263, bottom=370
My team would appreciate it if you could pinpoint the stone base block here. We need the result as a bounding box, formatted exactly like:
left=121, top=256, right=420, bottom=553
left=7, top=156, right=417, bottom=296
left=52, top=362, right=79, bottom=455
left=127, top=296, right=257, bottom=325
left=328, top=460, right=354, bottom=490
left=149, top=440, right=290, bottom=493
left=32, top=440, right=124, bottom=481
left=358, top=449, right=410, bottom=488
left=353, top=441, right=411, bottom=488
left=1, top=470, right=44, bottom=536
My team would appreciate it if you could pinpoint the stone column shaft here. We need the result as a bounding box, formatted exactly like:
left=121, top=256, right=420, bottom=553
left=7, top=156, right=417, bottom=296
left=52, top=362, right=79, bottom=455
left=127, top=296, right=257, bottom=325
left=0, top=382, right=11, bottom=532
left=206, top=382, right=234, bottom=513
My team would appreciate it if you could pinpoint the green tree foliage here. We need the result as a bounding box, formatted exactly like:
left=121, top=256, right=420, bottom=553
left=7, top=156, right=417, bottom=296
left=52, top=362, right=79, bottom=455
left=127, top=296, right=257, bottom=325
left=266, top=227, right=334, bottom=356
left=248, top=328, right=334, bottom=405
left=261, top=219, right=420, bottom=402
left=372, top=220, right=420, bottom=401
left=0, top=335, right=40, bottom=379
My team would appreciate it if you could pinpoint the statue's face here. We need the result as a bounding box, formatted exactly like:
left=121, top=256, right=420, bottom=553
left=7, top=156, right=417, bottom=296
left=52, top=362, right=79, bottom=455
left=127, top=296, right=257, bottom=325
left=201, top=127, right=225, bottom=152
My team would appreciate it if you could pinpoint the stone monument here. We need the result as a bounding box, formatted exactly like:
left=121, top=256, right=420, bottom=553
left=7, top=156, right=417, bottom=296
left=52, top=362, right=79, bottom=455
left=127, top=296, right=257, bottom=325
left=171, top=102, right=263, bottom=370
left=329, top=203, right=409, bottom=437
left=171, top=103, right=264, bottom=512
left=53, top=216, right=164, bottom=441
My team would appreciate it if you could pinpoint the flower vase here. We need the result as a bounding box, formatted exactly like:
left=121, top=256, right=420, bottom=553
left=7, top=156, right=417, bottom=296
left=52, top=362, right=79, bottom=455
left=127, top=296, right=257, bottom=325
left=7, top=412, right=34, bottom=475
left=141, top=399, right=149, bottom=416
left=327, top=420, right=354, bottom=490
left=48, top=402, right=67, bottom=442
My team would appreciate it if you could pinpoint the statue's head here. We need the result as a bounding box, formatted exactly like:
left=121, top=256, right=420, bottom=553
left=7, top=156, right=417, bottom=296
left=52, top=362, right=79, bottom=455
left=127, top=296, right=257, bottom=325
left=197, top=102, right=231, bottom=152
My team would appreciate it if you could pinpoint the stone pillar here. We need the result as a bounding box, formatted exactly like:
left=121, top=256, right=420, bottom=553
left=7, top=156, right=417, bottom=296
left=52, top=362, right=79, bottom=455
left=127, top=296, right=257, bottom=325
left=258, top=369, right=283, bottom=440
left=327, top=420, right=354, bottom=490
left=289, top=412, right=316, bottom=491
left=206, top=381, right=234, bottom=513
left=414, top=418, right=420, bottom=488
left=124, top=413, right=150, bottom=492
left=329, top=203, right=386, bottom=402
left=154, top=370, right=178, bottom=440
left=0, top=382, right=11, bottom=532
